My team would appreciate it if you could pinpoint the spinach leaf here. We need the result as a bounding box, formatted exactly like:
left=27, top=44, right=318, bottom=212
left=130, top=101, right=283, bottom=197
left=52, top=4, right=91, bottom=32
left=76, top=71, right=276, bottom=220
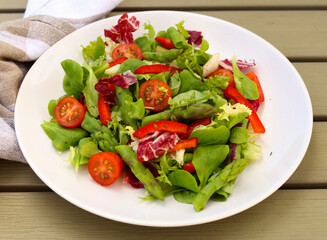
left=173, top=190, right=197, bottom=204
left=189, top=125, right=230, bottom=145
left=61, top=59, right=85, bottom=97
left=168, top=170, right=199, bottom=193
left=82, top=66, right=99, bottom=117
left=193, top=145, right=230, bottom=188
left=232, top=56, right=259, bottom=100
left=118, top=58, right=146, bottom=73
left=178, top=70, right=206, bottom=93
left=41, top=120, right=89, bottom=151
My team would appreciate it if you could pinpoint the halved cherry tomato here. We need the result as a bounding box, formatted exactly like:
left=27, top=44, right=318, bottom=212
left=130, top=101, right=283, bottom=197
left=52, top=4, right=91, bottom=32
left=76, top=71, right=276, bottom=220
left=112, top=43, right=143, bottom=60
left=88, top=152, right=123, bottom=186
left=138, top=79, right=172, bottom=111
left=208, top=69, right=235, bottom=88
left=183, top=161, right=196, bottom=173
left=54, top=96, right=86, bottom=128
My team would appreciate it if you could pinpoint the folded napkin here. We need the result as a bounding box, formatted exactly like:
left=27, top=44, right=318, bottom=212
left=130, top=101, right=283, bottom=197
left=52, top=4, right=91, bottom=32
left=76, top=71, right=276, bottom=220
left=0, top=0, right=123, bottom=163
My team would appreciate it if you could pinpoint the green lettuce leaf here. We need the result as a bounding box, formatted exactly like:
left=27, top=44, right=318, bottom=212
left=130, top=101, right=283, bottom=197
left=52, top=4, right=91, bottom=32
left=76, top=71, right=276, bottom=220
left=232, top=56, right=259, bottom=100
left=82, top=36, right=106, bottom=65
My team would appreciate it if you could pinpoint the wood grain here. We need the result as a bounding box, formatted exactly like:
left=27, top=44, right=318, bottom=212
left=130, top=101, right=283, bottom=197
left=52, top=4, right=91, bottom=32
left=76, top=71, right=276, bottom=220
left=0, top=190, right=326, bottom=239
left=1, top=11, right=327, bottom=60
left=1, top=0, right=327, bottom=11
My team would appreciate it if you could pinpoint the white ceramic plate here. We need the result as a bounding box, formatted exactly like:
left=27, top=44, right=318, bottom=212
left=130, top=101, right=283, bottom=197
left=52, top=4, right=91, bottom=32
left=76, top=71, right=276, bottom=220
left=15, top=11, right=313, bottom=227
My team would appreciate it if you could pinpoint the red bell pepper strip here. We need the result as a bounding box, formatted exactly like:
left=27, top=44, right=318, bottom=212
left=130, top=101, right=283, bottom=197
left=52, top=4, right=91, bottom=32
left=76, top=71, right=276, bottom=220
left=98, top=93, right=112, bottom=126
left=246, top=71, right=265, bottom=102
left=155, top=37, right=176, bottom=49
left=167, top=138, right=198, bottom=153
left=183, top=160, right=196, bottom=173
left=224, top=85, right=266, bottom=133
left=179, top=118, right=211, bottom=139
left=108, top=57, right=128, bottom=68
left=133, top=120, right=188, bottom=139
left=134, top=64, right=182, bottom=75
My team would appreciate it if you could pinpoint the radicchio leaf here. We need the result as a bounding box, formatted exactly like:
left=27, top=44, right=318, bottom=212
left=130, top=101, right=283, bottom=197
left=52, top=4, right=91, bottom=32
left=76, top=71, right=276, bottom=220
left=94, top=81, right=116, bottom=106
left=137, top=132, right=179, bottom=162
left=249, top=99, right=260, bottom=112
left=187, top=30, right=203, bottom=46
left=230, top=143, right=238, bottom=162
left=96, top=70, right=137, bottom=93
left=104, top=13, right=140, bottom=44
left=219, top=58, right=256, bottom=72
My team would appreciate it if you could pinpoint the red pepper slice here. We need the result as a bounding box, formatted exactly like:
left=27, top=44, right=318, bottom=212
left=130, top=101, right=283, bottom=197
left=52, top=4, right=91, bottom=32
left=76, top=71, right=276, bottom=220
left=133, top=120, right=188, bottom=139
left=98, top=93, right=112, bottom=126
left=179, top=118, right=211, bottom=139
left=183, top=161, right=196, bottom=173
left=223, top=85, right=266, bottom=133
left=134, top=64, right=182, bottom=75
left=108, top=57, right=128, bottom=68
left=155, top=37, right=176, bottom=49
left=167, top=138, right=198, bottom=153
left=246, top=71, right=265, bottom=102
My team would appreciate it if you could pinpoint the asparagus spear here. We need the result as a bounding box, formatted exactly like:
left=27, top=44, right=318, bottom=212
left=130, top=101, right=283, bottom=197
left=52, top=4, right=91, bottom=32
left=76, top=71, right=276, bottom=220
left=193, top=158, right=250, bottom=212
left=142, top=49, right=182, bottom=63
left=115, top=145, right=165, bottom=201
left=141, top=103, right=219, bottom=126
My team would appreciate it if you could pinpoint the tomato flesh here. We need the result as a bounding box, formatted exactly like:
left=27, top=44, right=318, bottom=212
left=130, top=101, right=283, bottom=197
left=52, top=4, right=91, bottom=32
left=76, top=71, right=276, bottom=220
left=88, top=152, right=123, bottom=186
left=138, top=79, right=172, bottom=111
left=112, top=43, right=143, bottom=60
left=183, top=161, right=196, bottom=173
left=54, top=96, right=86, bottom=128
left=209, top=69, right=235, bottom=88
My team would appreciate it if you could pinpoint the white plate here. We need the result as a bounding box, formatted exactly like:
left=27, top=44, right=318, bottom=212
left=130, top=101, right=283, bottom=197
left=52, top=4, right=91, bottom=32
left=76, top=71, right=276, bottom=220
left=15, top=11, right=313, bottom=227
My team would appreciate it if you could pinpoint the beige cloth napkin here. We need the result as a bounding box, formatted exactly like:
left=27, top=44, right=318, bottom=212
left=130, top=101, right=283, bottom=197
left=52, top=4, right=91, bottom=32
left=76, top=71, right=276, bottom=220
left=0, top=0, right=123, bottom=163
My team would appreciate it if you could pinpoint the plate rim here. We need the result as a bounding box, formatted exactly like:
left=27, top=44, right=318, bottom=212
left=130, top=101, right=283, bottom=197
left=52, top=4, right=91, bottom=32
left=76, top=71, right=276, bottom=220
left=15, top=10, right=313, bottom=227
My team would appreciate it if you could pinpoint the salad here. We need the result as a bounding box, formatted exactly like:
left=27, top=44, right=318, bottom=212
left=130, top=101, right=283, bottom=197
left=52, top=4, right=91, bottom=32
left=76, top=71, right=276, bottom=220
left=41, top=13, right=265, bottom=212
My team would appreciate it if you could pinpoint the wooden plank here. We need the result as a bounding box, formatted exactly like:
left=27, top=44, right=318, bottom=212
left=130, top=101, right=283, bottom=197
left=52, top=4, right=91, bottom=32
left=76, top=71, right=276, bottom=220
left=1, top=0, right=327, bottom=11
left=108, top=10, right=327, bottom=60
left=1, top=11, right=327, bottom=60
left=0, top=13, right=23, bottom=23
left=293, top=63, right=327, bottom=119
left=0, top=190, right=326, bottom=239
left=1, top=121, right=326, bottom=189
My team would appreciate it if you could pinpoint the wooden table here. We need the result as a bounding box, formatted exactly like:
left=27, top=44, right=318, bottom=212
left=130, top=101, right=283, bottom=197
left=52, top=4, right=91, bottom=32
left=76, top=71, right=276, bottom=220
left=1, top=0, right=327, bottom=239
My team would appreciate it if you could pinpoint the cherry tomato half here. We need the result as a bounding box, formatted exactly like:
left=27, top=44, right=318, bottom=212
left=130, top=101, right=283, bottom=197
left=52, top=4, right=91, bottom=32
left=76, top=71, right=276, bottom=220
left=112, top=43, right=143, bottom=61
left=88, top=152, right=123, bottom=186
left=209, top=69, right=235, bottom=88
left=138, top=79, right=172, bottom=111
left=54, top=96, right=86, bottom=128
